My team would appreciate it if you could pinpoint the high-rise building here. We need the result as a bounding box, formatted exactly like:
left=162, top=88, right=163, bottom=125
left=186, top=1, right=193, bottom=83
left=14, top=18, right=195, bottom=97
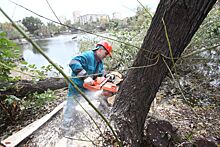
left=78, top=14, right=109, bottom=25
left=72, top=11, right=81, bottom=23
left=112, top=12, right=122, bottom=20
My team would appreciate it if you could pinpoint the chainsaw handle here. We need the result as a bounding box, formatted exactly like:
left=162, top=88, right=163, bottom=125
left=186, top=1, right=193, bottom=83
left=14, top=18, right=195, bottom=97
left=99, top=77, right=110, bottom=88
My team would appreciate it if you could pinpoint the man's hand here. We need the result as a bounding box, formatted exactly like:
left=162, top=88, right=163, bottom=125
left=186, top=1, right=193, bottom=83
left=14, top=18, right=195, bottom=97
left=84, top=77, right=94, bottom=85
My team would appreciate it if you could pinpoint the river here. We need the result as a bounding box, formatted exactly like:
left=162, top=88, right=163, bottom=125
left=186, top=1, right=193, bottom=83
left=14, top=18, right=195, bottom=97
left=21, top=34, right=79, bottom=76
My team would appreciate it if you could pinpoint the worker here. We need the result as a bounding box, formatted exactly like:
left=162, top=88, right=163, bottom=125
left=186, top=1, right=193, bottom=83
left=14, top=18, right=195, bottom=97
left=62, top=40, right=113, bottom=137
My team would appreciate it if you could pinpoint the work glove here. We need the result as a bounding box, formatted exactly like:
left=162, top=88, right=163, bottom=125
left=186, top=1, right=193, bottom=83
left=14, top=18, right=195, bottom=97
left=105, top=73, right=115, bottom=81
left=84, top=77, right=94, bottom=85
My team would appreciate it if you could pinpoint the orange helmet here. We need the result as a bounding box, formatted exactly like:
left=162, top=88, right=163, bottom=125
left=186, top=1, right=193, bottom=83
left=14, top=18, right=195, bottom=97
left=96, top=40, right=112, bottom=57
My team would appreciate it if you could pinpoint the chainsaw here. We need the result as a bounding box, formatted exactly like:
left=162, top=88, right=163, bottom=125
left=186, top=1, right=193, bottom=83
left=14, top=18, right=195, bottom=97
left=83, top=76, right=118, bottom=93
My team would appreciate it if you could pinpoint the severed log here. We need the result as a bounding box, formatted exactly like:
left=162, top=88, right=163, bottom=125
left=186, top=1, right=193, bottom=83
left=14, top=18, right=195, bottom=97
left=0, top=71, right=123, bottom=100
left=0, top=77, right=68, bottom=99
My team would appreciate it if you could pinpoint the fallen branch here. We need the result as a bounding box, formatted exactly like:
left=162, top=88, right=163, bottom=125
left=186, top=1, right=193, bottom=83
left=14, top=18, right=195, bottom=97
left=0, top=77, right=67, bottom=99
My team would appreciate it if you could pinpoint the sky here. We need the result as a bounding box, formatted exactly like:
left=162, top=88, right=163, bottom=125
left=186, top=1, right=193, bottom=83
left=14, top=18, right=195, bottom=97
left=0, top=0, right=159, bottom=23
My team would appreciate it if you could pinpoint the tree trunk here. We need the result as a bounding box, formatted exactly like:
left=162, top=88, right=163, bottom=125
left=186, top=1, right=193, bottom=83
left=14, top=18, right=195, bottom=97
left=0, top=77, right=67, bottom=99
left=111, top=0, right=217, bottom=146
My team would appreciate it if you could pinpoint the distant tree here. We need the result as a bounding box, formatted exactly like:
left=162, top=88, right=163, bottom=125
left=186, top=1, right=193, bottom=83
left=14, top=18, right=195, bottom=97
left=58, top=16, right=72, bottom=32
left=0, top=22, right=22, bottom=39
left=129, top=6, right=152, bottom=31
left=47, top=22, right=59, bottom=35
left=22, top=16, right=43, bottom=34
left=35, top=24, right=50, bottom=37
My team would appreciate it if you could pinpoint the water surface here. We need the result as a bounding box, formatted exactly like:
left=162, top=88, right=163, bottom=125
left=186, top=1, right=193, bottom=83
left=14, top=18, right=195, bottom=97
left=21, top=34, right=79, bottom=76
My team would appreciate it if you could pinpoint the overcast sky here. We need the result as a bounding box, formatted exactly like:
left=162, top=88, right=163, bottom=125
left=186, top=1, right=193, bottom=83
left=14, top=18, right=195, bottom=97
left=0, top=0, right=159, bottom=23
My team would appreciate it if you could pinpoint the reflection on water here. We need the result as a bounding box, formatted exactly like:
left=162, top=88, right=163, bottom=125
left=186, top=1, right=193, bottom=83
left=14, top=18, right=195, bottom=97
left=33, top=40, right=50, bottom=53
left=21, top=34, right=79, bottom=76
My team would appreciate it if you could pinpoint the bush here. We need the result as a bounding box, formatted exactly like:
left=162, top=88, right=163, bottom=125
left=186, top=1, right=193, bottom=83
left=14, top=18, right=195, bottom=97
left=0, top=32, right=20, bottom=89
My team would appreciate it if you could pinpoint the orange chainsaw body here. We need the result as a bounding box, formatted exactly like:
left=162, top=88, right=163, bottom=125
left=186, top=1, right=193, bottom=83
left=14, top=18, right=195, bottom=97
left=83, top=77, right=118, bottom=93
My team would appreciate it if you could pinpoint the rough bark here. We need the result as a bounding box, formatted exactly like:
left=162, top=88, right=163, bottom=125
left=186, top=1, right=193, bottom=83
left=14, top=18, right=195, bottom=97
left=0, top=78, right=67, bottom=99
left=111, top=0, right=217, bottom=146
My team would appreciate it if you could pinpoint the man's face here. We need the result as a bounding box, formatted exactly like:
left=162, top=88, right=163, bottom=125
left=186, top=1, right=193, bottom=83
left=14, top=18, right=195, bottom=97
left=97, top=48, right=109, bottom=60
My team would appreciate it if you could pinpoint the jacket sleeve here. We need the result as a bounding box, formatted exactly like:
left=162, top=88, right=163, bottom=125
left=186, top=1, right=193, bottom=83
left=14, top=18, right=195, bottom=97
left=69, top=53, right=88, bottom=76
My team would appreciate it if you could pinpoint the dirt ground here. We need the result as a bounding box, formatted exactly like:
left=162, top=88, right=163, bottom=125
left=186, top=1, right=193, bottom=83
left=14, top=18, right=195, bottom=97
left=1, top=71, right=219, bottom=146
left=18, top=92, right=113, bottom=147
left=8, top=92, right=218, bottom=147
left=150, top=97, right=220, bottom=142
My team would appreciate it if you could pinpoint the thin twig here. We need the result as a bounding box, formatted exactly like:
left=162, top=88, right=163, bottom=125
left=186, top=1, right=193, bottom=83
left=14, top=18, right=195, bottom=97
left=162, top=18, right=177, bottom=74
left=64, top=136, right=99, bottom=142
left=137, top=0, right=153, bottom=19
left=182, top=44, right=220, bottom=58
left=82, top=132, right=97, bottom=146
left=120, top=53, right=160, bottom=71
left=45, top=0, right=62, bottom=24
left=74, top=97, right=104, bottom=138
left=162, top=57, right=199, bottom=117
left=0, top=61, right=36, bottom=78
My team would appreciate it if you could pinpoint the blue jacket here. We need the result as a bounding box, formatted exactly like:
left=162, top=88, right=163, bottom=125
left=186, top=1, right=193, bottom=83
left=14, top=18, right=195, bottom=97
left=68, top=50, right=104, bottom=96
